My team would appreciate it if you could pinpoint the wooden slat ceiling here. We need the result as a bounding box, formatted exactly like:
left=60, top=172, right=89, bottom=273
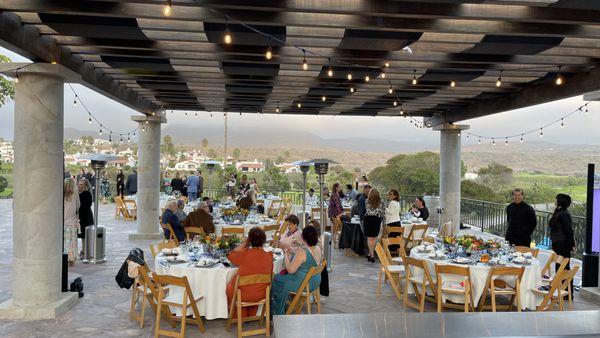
left=3, top=0, right=600, bottom=120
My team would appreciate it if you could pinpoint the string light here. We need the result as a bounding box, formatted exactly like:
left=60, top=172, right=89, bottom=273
left=520, top=135, right=524, bottom=143
left=492, top=138, right=496, bottom=146
left=399, top=104, right=404, bottom=115
left=301, top=50, right=308, bottom=70
left=412, top=70, right=417, bottom=85
left=14, top=70, right=18, bottom=83
left=128, top=135, right=131, bottom=143
left=478, top=138, right=482, bottom=144
left=265, top=46, right=273, bottom=60
left=321, top=95, right=326, bottom=101
left=384, top=62, right=390, bottom=68
left=393, top=100, right=398, bottom=107
left=210, top=113, right=213, bottom=118
left=466, top=134, right=470, bottom=141
left=99, top=127, right=102, bottom=136
left=185, top=111, right=188, bottom=117
left=297, top=102, right=302, bottom=108
left=349, top=86, right=355, bottom=93
left=505, top=137, right=509, bottom=146
left=539, top=128, right=544, bottom=138
left=496, top=71, right=502, bottom=87
left=276, top=101, right=280, bottom=113
left=365, top=75, right=370, bottom=82
left=450, top=80, right=456, bottom=87
left=381, top=70, right=386, bottom=79
left=585, top=106, right=589, bottom=115
left=327, top=58, right=333, bottom=77
left=163, top=0, right=172, bottom=16
left=388, top=86, right=393, bottom=94
left=195, top=112, right=198, bottom=118
left=73, top=95, right=78, bottom=107
left=560, top=118, right=565, bottom=128
left=108, top=133, right=112, bottom=143
left=133, top=132, right=136, bottom=137
left=555, top=66, right=564, bottom=86
left=88, top=115, right=92, bottom=124
left=347, top=69, right=352, bottom=80
left=224, top=18, right=232, bottom=45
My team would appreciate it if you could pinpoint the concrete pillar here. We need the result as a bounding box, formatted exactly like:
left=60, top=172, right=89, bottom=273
left=434, top=124, right=469, bottom=234
left=129, top=115, right=166, bottom=240
left=0, top=65, right=78, bottom=319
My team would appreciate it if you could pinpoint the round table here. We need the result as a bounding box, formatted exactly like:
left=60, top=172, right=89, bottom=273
left=213, top=218, right=277, bottom=237
left=155, top=251, right=285, bottom=320
left=408, top=250, right=543, bottom=310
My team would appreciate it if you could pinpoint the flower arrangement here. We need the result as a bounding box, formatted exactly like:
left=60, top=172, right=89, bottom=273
left=222, top=206, right=250, bottom=222
left=443, top=235, right=501, bottom=253
left=200, top=234, right=242, bottom=252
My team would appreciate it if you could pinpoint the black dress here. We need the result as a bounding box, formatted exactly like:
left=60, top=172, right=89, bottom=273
left=549, top=207, right=575, bottom=271
left=78, top=190, right=94, bottom=239
left=116, top=173, right=125, bottom=196
left=363, top=204, right=385, bottom=237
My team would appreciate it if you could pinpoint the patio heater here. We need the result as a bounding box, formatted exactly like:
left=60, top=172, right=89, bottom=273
left=310, top=158, right=338, bottom=271
left=81, top=154, right=119, bottom=264
left=203, top=160, right=220, bottom=193
left=293, top=160, right=311, bottom=227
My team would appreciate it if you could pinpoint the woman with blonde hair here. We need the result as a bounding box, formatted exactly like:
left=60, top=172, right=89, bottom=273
left=364, top=189, right=385, bottom=262
left=64, top=178, right=80, bottom=265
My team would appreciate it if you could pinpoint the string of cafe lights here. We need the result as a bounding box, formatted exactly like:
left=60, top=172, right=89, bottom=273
left=68, top=84, right=141, bottom=144
left=463, top=102, right=592, bottom=146
left=160, top=2, right=585, bottom=127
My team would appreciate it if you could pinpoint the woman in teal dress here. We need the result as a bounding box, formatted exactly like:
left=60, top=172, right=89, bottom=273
left=271, top=225, right=322, bottom=315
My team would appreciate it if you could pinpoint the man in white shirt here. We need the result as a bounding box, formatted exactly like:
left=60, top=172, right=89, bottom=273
left=305, top=188, right=319, bottom=206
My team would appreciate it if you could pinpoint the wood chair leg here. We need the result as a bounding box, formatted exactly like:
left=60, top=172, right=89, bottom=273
left=140, top=287, right=147, bottom=328
left=129, top=282, right=138, bottom=321
left=266, top=287, right=271, bottom=337
left=568, top=284, right=573, bottom=309
left=437, top=285, right=442, bottom=313
left=315, top=292, right=321, bottom=313
left=180, top=294, right=187, bottom=338
left=154, top=290, right=163, bottom=338
left=419, top=284, right=427, bottom=313
left=237, top=299, right=243, bottom=337
left=491, top=288, right=496, bottom=312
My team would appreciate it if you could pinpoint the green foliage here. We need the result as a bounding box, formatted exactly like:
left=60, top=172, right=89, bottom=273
left=369, top=151, right=440, bottom=195
left=262, top=166, right=290, bottom=193
left=0, top=175, right=7, bottom=194
left=161, top=135, right=175, bottom=156
left=208, top=148, right=217, bottom=159
left=0, top=55, right=15, bottom=107
left=232, top=148, right=241, bottom=161
left=477, top=162, right=514, bottom=191
left=461, top=180, right=506, bottom=203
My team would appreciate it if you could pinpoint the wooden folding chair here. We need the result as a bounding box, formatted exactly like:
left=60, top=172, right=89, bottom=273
left=152, top=273, right=206, bottom=338
left=149, top=240, right=178, bottom=258
left=268, top=220, right=287, bottom=246
left=477, top=266, right=525, bottom=312
left=534, top=265, right=579, bottom=311
left=226, top=273, right=272, bottom=337
left=114, top=195, right=123, bottom=218
left=184, top=227, right=205, bottom=241
left=267, top=200, right=282, bottom=218
left=130, top=263, right=170, bottom=328
left=375, top=244, right=404, bottom=300
left=310, top=207, right=328, bottom=228
left=515, top=246, right=539, bottom=258
left=222, top=226, right=245, bottom=236
left=381, top=236, right=407, bottom=264
left=286, top=260, right=327, bottom=315
left=541, top=253, right=570, bottom=284
left=435, top=264, right=474, bottom=313
left=403, top=256, right=437, bottom=312
left=161, top=223, right=180, bottom=245
left=405, top=223, right=428, bottom=252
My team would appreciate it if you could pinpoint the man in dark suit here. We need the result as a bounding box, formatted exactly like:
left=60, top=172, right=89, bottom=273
left=505, top=188, right=537, bottom=246
left=355, top=184, right=372, bottom=221
left=125, top=169, right=138, bottom=195
left=161, top=200, right=185, bottom=242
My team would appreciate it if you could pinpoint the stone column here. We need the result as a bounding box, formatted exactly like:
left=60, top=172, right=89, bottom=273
left=0, top=65, right=78, bottom=319
left=434, top=124, right=469, bottom=234
left=129, top=115, right=166, bottom=240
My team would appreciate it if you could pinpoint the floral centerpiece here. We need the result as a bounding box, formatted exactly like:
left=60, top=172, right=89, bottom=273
left=221, top=206, right=250, bottom=223
left=200, top=234, right=242, bottom=254
left=443, top=235, right=502, bottom=255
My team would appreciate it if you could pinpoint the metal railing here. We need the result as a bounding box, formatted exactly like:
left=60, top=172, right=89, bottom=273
left=461, top=198, right=586, bottom=259
left=200, top=188, right=304, bottom=205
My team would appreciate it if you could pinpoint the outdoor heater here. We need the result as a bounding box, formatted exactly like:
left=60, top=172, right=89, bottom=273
left=203, top=160, right=220, bottom=191
left=309, top=158, right=338, bottom=271
left=293, top=160, right=311, bottom=227
left=81, top=154, right=119, bottom=264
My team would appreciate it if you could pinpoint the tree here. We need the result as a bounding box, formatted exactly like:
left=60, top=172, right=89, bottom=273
left=461, top=180, right=505, bottom=203
left=201, top=138, right=209, bottom=154
left=478, top=162, right=514, bottom=191
left=369, top=151, right=441, bottom=195
left=161, top=135, right=175, bottom=156
left=208, top=148, right=217, bottom=159
left=232, top=148, right=241, bottom=162
left=0, top=55, right=15, bottom=107
left=262, top=166, right=290, bottom=193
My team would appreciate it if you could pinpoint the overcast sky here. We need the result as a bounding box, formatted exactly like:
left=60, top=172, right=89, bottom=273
left=1, top=46, right=598, bottom=147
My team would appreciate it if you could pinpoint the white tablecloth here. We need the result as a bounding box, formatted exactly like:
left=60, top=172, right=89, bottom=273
left=155, top=253, right=284, bottom=320
left=213, top=219, right=276, bottom=237
left=408, top=251, right=543, bottom=310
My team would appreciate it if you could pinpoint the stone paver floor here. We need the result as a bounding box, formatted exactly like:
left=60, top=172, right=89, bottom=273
left=0, top=199, right=598, bottom=337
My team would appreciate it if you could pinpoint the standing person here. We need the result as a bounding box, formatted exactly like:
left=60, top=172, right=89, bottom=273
left=225, top=172, right=237, bottom=197
left=170, top=172, right=184, bottom=196
left=181, top=174, right=188, bottom=198
left=197, top=170, right=204, bottom=198
left=505, top=188, right=537, bottom=247
left=410, top=196, right=429, bottom=221
left=77, top=168, right=93, bottom=182
left=162, top=171, right=172, bottom=195
left=186, top=171, right=199, bottom=202
left=116, top=169, right=125, bottom=197
left=328, top=183, right=343, bottom=245
left=125, top=169, right=138, bottom=196
left=64, top=178, right=80, bottom=265
left=385, top=189, right=402, bottom=252
left=346, top=184, right=358, bottom=202
left=549, top=194, right=575, bottom=275
left=77, top=178, right=94, bottom=258
left=355, top=184, right=372, bottom=220
left=364, top=189, right=385, bottom=263
left=305, top=188, right=319, bottom=206
left=250, top=178, right=260, bottom=195
left=239, top=174, right=250, bottom=195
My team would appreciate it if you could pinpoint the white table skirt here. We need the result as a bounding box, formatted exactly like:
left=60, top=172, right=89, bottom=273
left=408, top=251, right=543, bottom=310
left=156, top=254, right=284, bottom=320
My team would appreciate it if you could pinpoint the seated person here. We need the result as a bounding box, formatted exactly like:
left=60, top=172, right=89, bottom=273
left=273, top=215, right=302, bottom=250
left=174, top=198, right=187, bottom=222
left=161, top=200, right=185, bottom=242
left=226, top=227, right=273, bottom=319
left=202, top=196, right=214, bottom=213
left=305, top=188, right=319, bottom=206
left=271, top=225, right=322, bottom=315
left=237, top=189, right=256, bottom=210
left=182, top=201, right=215, bottom=234
left=410, top=196, right=429, bottom=221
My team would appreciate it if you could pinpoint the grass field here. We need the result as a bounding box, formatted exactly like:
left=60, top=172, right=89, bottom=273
left=0, top=188, right=13, bottom=198
left=514, top=172, right=587, bottom=203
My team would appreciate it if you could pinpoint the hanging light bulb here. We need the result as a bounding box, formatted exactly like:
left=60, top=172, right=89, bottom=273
left=210, top=113, right=213, bottom=118
left=585, top=106, right=589, bottom=115
left=388, top=86, right=393, bottom=94
left=276, top=101, right=280, bottom=113
left=555, top=66, right=564, bottom=86
left=347, top=72, right=352, bottom=80
left=327, top=58, right=333, bottom=77
left=14, top=70, right=19, bottom=83
left=466, top=134, right=470, bottom=141
left=561, top=118, right=565, bottom=128
left=265, top=46, right=273, bottom=60
left=223, top=19, right=232, bottom=45
left=520, top=134, right=524, bottom=143
left=505, top=137, right=509, bottom=146
left=73, top=95, right=77, bottom=107
left=185, top=111, right=188, bottom=117
left=163, top=0, right=172, bottom=16
left=478, top=138, right=481, bottom=144
left=412, top=70, right=418, bottom=85
left=381, top=70, right=386, bottom=79
left=384, top=62, right=390, bottom=68
left=133, top=132, right=136, bottom=137
left=195, top=112, right=198, bottom=118
left=120, top=136, right=123, bottom=144
left=400, top=105, right=404, bottom=115
left=128, top=135, right=131, bottom=143
left=492, top=138, right=496, bottom=146
left=99, top=128, right=102, bottom=136
left=297, top=102, right=302, bottom=108
left=393, top=100, right=398, bottom=107
left=539, top=128, right=544, bottom=138
left=450, top=80, right=456, bottom=87
left=364, top=75, right=370, bottom=82
left=88, top=115, right=92, bottom=124
left=458, top=132, right=461, bottom=137
left=321, top=95, right=326, bottom=101
left=350, top=86, right=355, bottom=93
left=109, top=133, right=112, bottom=143
left=301, top=50, right=308, bottom=70
left=496, top=71, right=502, bottom=87
left=239, top=112, right=242, bottom=116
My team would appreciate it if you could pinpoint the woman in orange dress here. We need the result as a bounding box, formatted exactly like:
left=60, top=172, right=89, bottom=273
left=226, top=227, right=273, bottom=318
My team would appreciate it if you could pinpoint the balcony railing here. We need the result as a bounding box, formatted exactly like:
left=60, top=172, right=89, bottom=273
left=461, top=198, right=586, bottom=259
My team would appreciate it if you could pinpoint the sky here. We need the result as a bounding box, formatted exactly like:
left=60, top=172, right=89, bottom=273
left=1, top=46, right=598, bottom=147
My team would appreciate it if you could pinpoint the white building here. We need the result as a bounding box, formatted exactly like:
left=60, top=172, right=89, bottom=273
left=0, top=140, right=14, bottom=163
left=236, top=159, right=264, bottom=173
left=174, top=160, right=201, bottom=171
left=464, top=172, right=479, bottom=180
left=275, top=162, right=300, bottom=174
